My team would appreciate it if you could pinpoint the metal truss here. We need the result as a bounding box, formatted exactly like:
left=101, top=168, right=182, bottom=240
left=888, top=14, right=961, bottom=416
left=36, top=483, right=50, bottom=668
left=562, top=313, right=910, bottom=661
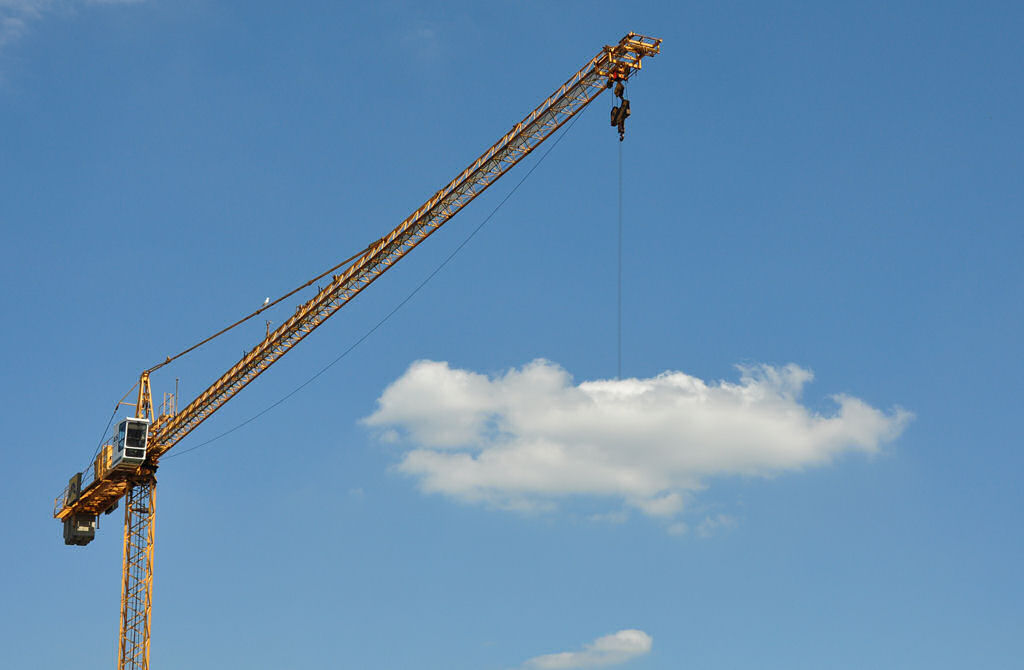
left=118, top=477, right=156, bottom=670
left=55, top=33, right=662, bottom=519
left=51, top=32, right=661, bottom=670
left=143, top=32, right=662, bottom=461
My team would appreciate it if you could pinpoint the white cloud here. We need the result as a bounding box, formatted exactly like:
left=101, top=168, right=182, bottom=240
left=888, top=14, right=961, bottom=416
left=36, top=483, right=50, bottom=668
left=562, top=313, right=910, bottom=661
left=522, top=629, right=652, bottom=669
left=696, top=513, right=737, bottom=538
left=394, top=15, right=479, bottom=80
left=667, top=521, right=688, bottom=536
left=0, top=1, right=45, bottom=48
left=589, top=510, right=628, bottom=525
left=0, top=0, right=142, bottom=51
left=364, top=359, right=912, bottom=524
left=397, top=19, right=446, bottom=67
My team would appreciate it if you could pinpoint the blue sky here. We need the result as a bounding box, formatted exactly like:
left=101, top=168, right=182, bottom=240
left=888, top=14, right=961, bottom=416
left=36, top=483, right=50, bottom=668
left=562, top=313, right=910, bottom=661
left=2, top=1, right=1022, bottom=668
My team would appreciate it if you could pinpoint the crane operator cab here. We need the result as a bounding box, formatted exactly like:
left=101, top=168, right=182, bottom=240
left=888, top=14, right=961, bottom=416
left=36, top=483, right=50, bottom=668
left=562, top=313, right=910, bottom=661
left=111, top=417, right=150, bottom=470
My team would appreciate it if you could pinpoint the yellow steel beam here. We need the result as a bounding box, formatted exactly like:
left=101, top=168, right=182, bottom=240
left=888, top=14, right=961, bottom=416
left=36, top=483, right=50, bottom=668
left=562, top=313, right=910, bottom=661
left=54, top=33, right=660, bottom=524
left=54, top=31, right=661, bottom=670
left=117, top=476, right=156, bottom=670
left=55, top=30, right=660, bottom=514
left=141, top=32, right=660, bottom=461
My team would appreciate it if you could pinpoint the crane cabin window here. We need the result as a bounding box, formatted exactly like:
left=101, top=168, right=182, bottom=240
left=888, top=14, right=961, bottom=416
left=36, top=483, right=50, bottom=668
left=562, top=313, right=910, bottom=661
left=114, top=418, right=150, bottom=466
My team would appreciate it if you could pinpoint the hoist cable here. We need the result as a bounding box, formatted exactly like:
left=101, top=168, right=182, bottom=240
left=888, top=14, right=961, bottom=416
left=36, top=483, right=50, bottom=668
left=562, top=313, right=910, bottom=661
left=165, top=105, right=590, bottom=461
left=617, top=139, right=623, bottom=380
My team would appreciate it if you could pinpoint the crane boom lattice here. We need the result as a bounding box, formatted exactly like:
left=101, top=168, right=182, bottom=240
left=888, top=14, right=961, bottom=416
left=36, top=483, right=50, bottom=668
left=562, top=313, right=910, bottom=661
left=52, top=33, right=662, bottom=670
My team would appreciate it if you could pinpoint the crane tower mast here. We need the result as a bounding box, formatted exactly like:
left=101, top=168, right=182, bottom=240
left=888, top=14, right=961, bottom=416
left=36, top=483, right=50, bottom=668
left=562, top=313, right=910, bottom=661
left=54, top=33, right=661, bottom=670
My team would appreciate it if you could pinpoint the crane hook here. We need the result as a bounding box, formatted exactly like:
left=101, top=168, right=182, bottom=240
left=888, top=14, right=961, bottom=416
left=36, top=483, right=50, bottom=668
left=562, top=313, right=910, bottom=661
left=610, top=80, right=630, bottom=142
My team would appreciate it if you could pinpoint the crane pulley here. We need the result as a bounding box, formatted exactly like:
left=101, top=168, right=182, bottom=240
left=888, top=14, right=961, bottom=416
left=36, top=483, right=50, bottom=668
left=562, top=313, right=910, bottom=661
left=54, top=32, right=661, bottom=670
left=609, top=77, right=632, bottom=141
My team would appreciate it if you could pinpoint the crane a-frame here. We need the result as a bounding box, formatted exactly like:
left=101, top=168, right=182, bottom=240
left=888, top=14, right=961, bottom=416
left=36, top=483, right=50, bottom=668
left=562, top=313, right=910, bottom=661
left=54, top=33, right=661, bottom=670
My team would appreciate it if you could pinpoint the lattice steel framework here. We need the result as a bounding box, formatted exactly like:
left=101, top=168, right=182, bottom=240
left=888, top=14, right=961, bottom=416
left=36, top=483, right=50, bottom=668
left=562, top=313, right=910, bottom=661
left=52, top=33, right=662, bottom=670
left=54, top=32, right=662, bottom=520
left=141, top=33, right=662, bottom=462
left=118, top=478, right=155, bottom=670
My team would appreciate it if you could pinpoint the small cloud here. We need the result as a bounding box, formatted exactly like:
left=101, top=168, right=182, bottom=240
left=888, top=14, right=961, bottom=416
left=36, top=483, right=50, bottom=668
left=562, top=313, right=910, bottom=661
left=667, top=522, right=688, bottom=536
left=398, top=19, right=446, bottom=65
left=347, top=487, right=364, bottom=500
left=0, top=0, right=143, bottom=54
left=0, top=2, right=43, bottom=50
left=629, top=491, right=684, bottom=518
left=395, top=15, right=479, bottom=75
left=589, top=510, right=628, bottom=525
left=696, top=513, right=737, bottom=538
left=522, top=629, right=652, bottom=669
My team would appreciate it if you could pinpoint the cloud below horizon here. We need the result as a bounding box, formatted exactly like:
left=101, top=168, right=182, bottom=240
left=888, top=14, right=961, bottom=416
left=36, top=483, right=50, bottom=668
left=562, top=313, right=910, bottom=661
left=364, top=359, right=911, bottom=523
left=522, top=629, right=653, bottom=669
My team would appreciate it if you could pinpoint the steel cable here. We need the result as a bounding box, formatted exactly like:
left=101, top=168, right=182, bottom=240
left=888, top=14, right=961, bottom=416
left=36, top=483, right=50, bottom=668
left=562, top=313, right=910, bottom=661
left=165, top=106, right=590, bottom=461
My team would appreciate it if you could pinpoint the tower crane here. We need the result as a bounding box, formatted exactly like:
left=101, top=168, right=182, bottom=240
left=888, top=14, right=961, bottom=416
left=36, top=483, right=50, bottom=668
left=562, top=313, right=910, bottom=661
left=53, top=33, right=661, bottom=670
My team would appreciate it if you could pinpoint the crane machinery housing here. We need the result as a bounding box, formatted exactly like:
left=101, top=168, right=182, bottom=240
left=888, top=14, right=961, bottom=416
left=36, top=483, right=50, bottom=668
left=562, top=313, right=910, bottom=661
left=54, top=32, right=662, bottom=670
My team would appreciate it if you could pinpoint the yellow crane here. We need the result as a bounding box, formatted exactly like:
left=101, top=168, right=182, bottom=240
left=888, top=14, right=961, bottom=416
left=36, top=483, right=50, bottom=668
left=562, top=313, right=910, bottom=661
left=53, top=33, right=661, bottom=670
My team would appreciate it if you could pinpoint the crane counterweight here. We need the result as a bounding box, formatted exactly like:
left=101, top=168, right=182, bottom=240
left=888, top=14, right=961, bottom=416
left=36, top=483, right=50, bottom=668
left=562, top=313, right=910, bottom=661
left=63, top=514, right=97, bottom=545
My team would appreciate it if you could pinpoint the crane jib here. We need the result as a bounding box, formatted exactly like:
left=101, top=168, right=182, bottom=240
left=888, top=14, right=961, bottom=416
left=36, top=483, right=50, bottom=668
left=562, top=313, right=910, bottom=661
left=53, top=30, right=660, bottom=670
left=54, top=33, right=661, bottom=528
